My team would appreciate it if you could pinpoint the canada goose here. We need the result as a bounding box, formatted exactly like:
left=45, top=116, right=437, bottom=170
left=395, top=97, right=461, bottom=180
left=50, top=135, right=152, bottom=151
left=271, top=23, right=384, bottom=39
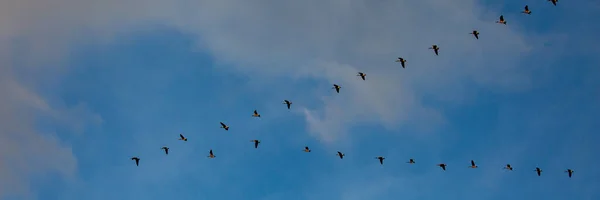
left=565, top=169, right=574, bottom=178
left=220, top=122, right=229, bottom=131
left=178, top=134, right=188, bottom=141
left=407, top=158, right=415, bottom=164
left=438, top=163, right=447, bottom=171
left=208, top=149, right=216, bottom=158
left=503, top=164, right=513, bottom=171
left=357, top=72, right=366, bottom=81
left=375, top=156, right=385, bottom=165
left=251, top=140, right=261, bottom=148
left=534, top=167, right=543, bottom=176
left=522, top=5, right=532, bottom=14
left=131, top=157, right=140, bottom=166
left=332, top=84, right=341, bottom=93
left=395, top=57, right=407, bottom=68
left=548, top=0, right=557, bottom=6
left=429, top=45, right=439, bottom=55
left=252, top=110, right=261, bottom=117
left=283, top=100, right=292, bottom=109
left=496, top=15, right=507, bottom=25
left=161, top=146, right=169, bottom=155
left=337, top=151, right=345, bottom=159
left=470, top=30, right=479, bottom=39
left=469, top=160, right=478, bottom=168
left=304, top=146, right=311, bottom=152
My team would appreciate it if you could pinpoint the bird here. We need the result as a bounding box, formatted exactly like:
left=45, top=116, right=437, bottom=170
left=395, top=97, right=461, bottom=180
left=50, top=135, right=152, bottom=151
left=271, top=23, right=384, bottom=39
left=496, top=15, right=507, bottom=25
left=375, top=156, right=385, bottom=165
left=337, top=151, right=345, bottom=159
left=469, top=160, right=478, bottom=168
left=131, top=157, right=140, bottom=166
left=357, top=72, right=366, bottom=80
left=438, top=163, right=447, bottom=171
left=178, top=134, right=188, bottom=141
left=522, top=5, right=532, bottom=15
left=332, top=84, right=341, bottom=93
left=429, top=45, right=440, bottom=55
left=395, top=57, right=407, bottom=68
left=207, top=149, right=216, bottom=158
left=548, top=0, right=557, bottom=6
left=283, top=100, right=292, bottom=109
left=503, top=164, right=513, bottom=171
left=534, top=167, right=543, bottom=176
left=303, top=146, right=311, bottom=152
left=407, top=158, right=415, bottom=164
left=161, top=146, right=169, bottom=155
left=251, top=140, right=261, bottom=148
left=220, top=122, right=229, bottom=131
left=565, top=169, right=574, bottom=178
left=252, top=110, right=261, bottom=117
left=470, top=30, right=479, bottom=39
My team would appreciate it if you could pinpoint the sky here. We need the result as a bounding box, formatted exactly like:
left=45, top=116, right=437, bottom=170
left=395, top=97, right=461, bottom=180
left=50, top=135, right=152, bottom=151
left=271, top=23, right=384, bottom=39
left=1, top=0, right=600, bottom=200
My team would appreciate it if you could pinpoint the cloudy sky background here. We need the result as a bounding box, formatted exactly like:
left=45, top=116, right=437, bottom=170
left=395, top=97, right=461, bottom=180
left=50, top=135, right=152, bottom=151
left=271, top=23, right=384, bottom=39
left=1, top=0, right=600, bottom=199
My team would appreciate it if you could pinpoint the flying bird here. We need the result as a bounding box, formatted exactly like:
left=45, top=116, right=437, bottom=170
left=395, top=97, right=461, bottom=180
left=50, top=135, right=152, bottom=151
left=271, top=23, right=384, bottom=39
left=522, top=5, right=532, bottom=14
left=332, top=84, right=341, bottom=93
left=469, top=160, right=478, bottom=168
left=337, top=151, right=345, bottom=159
left=251, top=140, right=261, bottom=148
left=252, top=110, right=261, bottom=118
left=208, top=149, right=216, bottom=158
left=220, top=122, right=229, bottom=131
left=438, top=163, right=447, bottom=171
left=357, top=72, right=366, bottom=80
left=178, top=134, right=188, bottom=141
left=375, top=156, right=385, bottom=165
left=407, top=158, right=415, bottom=164
left=503, top=164, right=513, bottom=171
left=283, top=100, right=292, bottom=109
left=565, top=169, right=574, bottom=178
left=548, top=0, right=557, bottom=6
left=131, top=157, right=140, bottom=166
left=395, top=57, right=407, bottom=68
left=534, top=167, right=543, bottom=176
left=304, top=146, right=311, bottom=152
left=496, top=15, right=507, bottom=25
left=429, top=45, right=440, bottom=55
left=161, top=146, right=169, bottom=155
left=470, top=30, right=479, bottom=39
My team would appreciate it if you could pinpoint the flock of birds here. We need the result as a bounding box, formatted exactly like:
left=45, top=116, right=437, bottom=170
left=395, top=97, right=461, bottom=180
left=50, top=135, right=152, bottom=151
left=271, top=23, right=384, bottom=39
left=129, top=0, right=576, bottom=179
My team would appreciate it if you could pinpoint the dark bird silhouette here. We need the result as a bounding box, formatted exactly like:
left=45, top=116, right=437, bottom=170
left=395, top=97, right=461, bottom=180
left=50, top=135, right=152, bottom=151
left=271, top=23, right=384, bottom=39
left=395, top=57, right=407, bottom=68
left=469, top=160, right=478, bottom=168
left=337, top=151, right=345, bottom=159
left=534, top=167, right=543, bottom=176
left=496, top=15, right=507, bottom=24
left=357, top=72, right=366, bottom=80
left=252, top=110, right=261, bottom=118
left=283, top=100, right=292, bottom=109
left=220, top=122, right=229, bottom=131
left=303, top=146, right=311, bottom=152
left=438, top=163, right=447, bottom=171
left=375, top=156, right=385, bottom=165
left=548, top=0, right=557, bottom=6
left=332, top=84, right=341, bottom=93
left=407, top=158, right=415, bottom=164
left=522, top=5, right=532, bottom=14
left=178, top=134, right=188, bottom=141
left=503, top=164, right=513, bottom=171
left=429, top=45, right=440, bottom=55
left=208, top=149, right=216, bottom=158
left=161, top=146, right=169, bottom=155
left=470, top=30, right=479, bottom=39
left=565, top=169, right=574, bottom=178
left=131, top=157, right=140, bottom=166
left=251, top=140, right=261, bottom=148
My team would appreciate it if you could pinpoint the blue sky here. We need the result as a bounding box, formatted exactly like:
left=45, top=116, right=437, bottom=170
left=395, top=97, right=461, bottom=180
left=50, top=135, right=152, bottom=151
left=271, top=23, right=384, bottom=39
left=1, top=0, right=600, bottom=200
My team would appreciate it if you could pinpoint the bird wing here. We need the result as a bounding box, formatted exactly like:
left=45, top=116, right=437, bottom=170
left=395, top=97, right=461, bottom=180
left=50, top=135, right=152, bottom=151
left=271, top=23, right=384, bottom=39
left=220, top=122, right=226, bottom=127
left=209, top=150, right=213, bottom=155
left=471, top=160, right=475, bottom=166
left=500, top=15, right=504, bottom=20
left=180, top=134, right=185, bottom=139
left=525, top=5, right=529, bottom=10
left=254, top=110, right=258, bottom=115
left=305, top=146, right=309, bottom=150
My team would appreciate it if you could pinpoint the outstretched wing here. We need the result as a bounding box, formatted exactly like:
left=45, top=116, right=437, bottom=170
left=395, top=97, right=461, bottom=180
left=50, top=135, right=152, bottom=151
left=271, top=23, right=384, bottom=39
left=180, top=134, right=185, bottom=139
